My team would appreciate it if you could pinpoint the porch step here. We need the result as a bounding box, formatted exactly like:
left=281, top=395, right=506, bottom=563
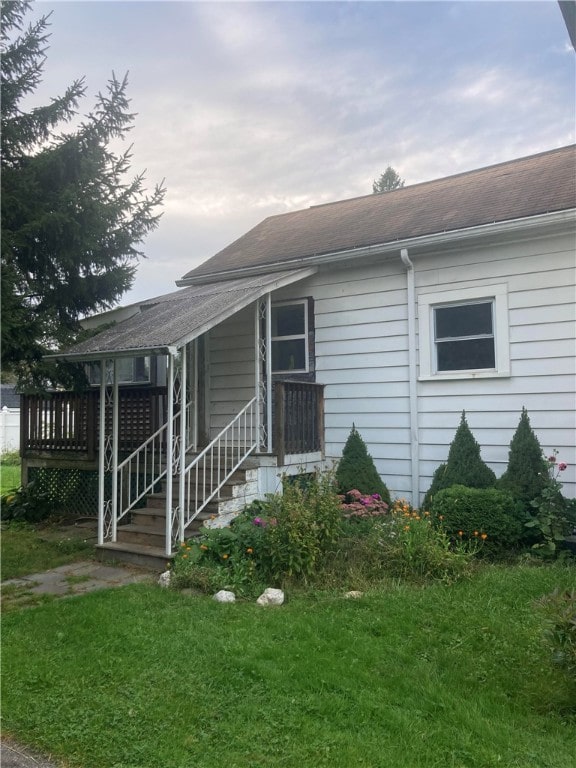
left=96, top=541, right=170, bottom=571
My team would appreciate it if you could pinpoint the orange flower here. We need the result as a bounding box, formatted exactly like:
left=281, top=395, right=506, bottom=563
left=182, top=554, right=188, bottom=559
left=474, top=531, right=479, bottom=537
left=458, top=530, right=463, bottom=537
left=222, top=553, right=229, bottom=560
left=481, top=533, right=488, bottom=540
left=403, top=525, right=410, bottom=531
left=246, top=547, right=253, bottom=554
left=200, top=544, right=208, bottom=551
left=438, top=515, right=444, bottom=521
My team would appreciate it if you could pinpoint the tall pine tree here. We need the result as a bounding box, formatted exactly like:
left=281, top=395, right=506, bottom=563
left=1, top=1, right=165, bottom=389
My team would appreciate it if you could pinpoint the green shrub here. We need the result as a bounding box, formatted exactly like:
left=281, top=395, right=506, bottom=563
left=1, top=482, right=57, bottom=523
left=431, top=485, right=526, bottom=553
left=525, top=453, right=575, bottom=558
left=423, top=412, right=496, bottom=510
left=498, top=407, right=550, bottom=507
left=171, top=471, right=343, bottom=593
left=261, top=471, right=343, bottom=584
left=1, top=450, right=21, bottom=466
left=367, top=503, right=476, bottom=583
left=335, top=425, right=390, bottom=503
left=537, top=588, right=576, bottom=681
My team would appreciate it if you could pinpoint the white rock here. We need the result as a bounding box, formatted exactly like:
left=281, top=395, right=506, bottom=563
left=344, top=590, right=364, bottom=599
left=158, top=570, right=171, bottom=588
left=256, top=588, right=285, bottom=606
left=213, top=589, right=236, bottom=603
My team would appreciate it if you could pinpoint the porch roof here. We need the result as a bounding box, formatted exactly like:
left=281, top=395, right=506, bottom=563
left=51, top=268, right=316, bottom=361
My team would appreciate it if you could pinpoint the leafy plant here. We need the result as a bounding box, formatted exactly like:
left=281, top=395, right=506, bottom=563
left=431, top=485, right=525, bottom=553
left=525, top=453, right=574, bottom=558
left=369, top=501, right=476, bottom=583
left=1, top=481, right=57, bottom=523
left=498, top=407, right=550, bottom=507
left=335, top=424, right=390, bottom=503
left=423, top=411, right=496, bottom=510
left=537, top=587, right=576, bottom=680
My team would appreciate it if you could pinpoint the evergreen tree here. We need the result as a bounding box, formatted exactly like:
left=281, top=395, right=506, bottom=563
left=423, top=411, right=496, bottom=509
left=372, top=166, right=404, bottom=193
left=335, top=425, right=391, bottom=503
left=497, top=407, right=550, bottom=506
left=1, top=1, right=165, bottom=389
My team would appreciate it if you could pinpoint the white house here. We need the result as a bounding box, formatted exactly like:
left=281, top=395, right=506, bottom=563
left=28, top=144, right=575, bottom=565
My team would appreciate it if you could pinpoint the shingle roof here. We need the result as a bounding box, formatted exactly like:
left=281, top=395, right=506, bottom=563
left=54, top=269, right=315, bottom=359
left=0, top=384, right=20, bottom=409
left=180, top=145, right=576, bottom=282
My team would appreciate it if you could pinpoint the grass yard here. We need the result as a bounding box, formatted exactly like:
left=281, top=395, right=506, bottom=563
left=0, top=462, right=21, bottom=495
left=3, top=563, right=575, bottom=768
left=1, top=524, right=94, bottom=582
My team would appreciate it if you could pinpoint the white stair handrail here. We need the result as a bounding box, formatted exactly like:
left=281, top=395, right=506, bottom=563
left=180, top=397, right=258, bottom=537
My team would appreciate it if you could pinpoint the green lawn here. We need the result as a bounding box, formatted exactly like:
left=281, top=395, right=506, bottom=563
left=3, top=563, right=575, bottom=768
left=1, top=463, right=20, bottom=495
left=1, top=524, right=94, bottom=582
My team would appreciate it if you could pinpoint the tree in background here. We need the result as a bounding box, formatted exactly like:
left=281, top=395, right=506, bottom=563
left=423, top=412, right=497, bottom=510
left=335, top=424, right=391, bottom=503
left=1, top=1, right=165, bottom=389
left=372, top=165, right=405, bottom=194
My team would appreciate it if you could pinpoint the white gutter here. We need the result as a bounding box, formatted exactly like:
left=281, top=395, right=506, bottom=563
left=400, top=248, right=420, bottom=507
left=177, top=209, right=574, bottom=286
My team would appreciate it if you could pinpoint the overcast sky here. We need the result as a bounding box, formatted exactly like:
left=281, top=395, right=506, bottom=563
left=31, top=0, right=575, bottom=304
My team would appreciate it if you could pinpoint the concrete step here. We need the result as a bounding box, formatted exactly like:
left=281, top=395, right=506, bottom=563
left=129, top=509, right=166, bottom=529
left=116, top=524, right=166, bottom=548
left=96, top=541, right=170, bottom=571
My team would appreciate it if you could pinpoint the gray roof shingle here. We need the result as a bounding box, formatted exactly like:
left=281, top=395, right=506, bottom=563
left=180, top=145, right=576, bottom=282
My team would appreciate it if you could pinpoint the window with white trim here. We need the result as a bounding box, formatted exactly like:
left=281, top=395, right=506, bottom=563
left=418, top=285, right=510, bottom=379
left=271, top=301, right=309, bottom=373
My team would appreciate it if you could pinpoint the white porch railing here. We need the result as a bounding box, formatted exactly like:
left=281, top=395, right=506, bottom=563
left=114, top=413, right=173, bottom=530
left=178, top=397, right=258, bottom=540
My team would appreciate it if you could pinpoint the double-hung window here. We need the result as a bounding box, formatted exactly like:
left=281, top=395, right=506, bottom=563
left=418, top=285, right=510, bottom=379
left=271, top=301, right=309, bottom=373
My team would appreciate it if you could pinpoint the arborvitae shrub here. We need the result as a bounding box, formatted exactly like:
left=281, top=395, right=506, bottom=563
left=498, top=407, right=550, bottom=507
left=431, top=485, right=527, bottom=553
left=422, top=411, right=496, bottom=510
left=335, top=425, right=391, bottom=504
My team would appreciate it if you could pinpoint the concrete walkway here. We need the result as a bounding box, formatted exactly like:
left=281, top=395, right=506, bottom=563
left=2, top=560, right=153, bottom=598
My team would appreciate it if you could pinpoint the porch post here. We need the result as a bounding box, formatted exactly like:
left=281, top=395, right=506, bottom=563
left=97, top=361, right=106, bottom=545
left=179, top=345, right=187, bottom=544
left=254, top=302, right=261, bottom=449
left=165, top=352, right=175, bottom=556
left=111, top=359, right=119, bottom=542
left=191, top=339, right=199, bottom=452
left=265, top=293, right=273, bottom=453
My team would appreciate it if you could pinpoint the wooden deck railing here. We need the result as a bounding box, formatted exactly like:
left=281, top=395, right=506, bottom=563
left=21, top=388, right=168, bottom=460
left=273, top=381, right=324, bottom=465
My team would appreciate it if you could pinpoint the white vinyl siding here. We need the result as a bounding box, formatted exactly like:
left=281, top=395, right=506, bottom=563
left=208, top=305, right=256, bottom=438
left=275, top=229, right=574, bottom=502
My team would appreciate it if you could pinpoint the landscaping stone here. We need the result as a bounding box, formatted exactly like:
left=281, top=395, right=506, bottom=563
left=158, top=570, right=172, bottom=588
left=256, top=588, right=284, bottom=606
left=213, top=589, right=236, bottom=603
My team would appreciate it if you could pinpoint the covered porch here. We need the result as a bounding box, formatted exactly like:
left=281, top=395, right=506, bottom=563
left=34, top=269, right=324, bottom=562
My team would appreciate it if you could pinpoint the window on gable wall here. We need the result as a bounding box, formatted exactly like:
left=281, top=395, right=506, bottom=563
left=271, top=301, right=309, bottom=373
left=418, top=285, right=510, bottom=379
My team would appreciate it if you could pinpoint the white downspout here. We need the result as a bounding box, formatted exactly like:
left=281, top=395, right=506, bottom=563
left=265, top=293, right=273, bottom=453
left=400, top=248, right=420, bottom=506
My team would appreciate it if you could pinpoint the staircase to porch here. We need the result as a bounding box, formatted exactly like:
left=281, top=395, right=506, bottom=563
left=96, top=454, right=268, bottom=570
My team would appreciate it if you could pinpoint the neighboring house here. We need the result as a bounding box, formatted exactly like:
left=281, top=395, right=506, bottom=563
left=22, top=145, right=576, bottom=566
left=0, top=384, right=21, bottom=455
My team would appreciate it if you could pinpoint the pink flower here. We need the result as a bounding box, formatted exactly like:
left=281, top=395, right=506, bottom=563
left=558, top=462, right=567, bottom=471
left=548, top=455, right=557, bottom=463
left=372, top=493, right=381, bottom=500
